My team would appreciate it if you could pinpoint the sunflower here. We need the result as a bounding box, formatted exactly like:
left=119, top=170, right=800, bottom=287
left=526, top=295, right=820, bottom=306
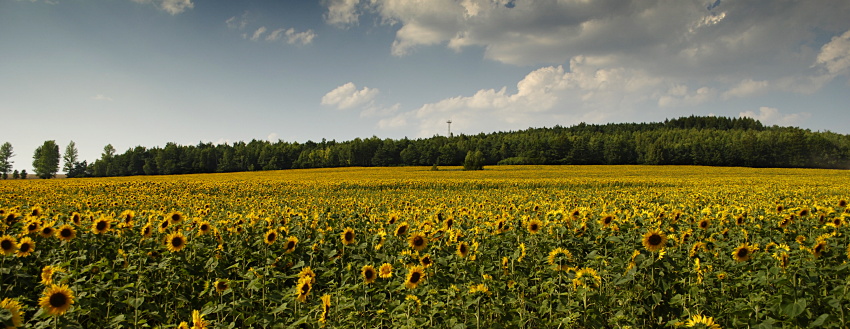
left=70, top=212, right=82, bottom=225
left=778, top=215, right=793, bottom=228
left=264, top=229, right=278, bottom=245
left=213, top=279, right=229, bottom=294
left=394, top=222, right=409, bottom=236
left=284, top=236, right=298, bottom=253
left=735, top=215, right=746, bottom=226
left=697, top=218, right=710, bottom=230
left=295, top=276, right=312, bottom=302
left=16, top=237, right=35, bottom=257
left=420, top=254, right=433, bottom=268
left=378, top=263, right=393, bottom=279
left=526, top=218, right=542, bottom=234
left=119, top=210, right=135, bottom=224
left=408, top=232, right=428, bottom=251
left=191, top=309, right=208, bottom=329
left=4, top=211, right=18, bottom=226
left=320, top=294, right=331, bottom=324
left=39, top=222, right=56, bottom=238
left=197, top=221, right=211, bottom=235
left=40, top=265, right=64, bottom=285
left=141, top=223, right=153, bottom=239
left=547, top=247, right=573, bottom=271
left=0, top=298, right=24, bottom=328
left=91, top=216, right=111, bottom=234
left=572, top=267, right=601, bottom=289
left=29, top=206, right=43, bottom=217
left=642, top=229, right=667, bottom=252
left=341, top=227, right=355, bottom=245
left=495, top=219, right=508, bottom=233
left=812, top=240, right=828, bottom=258
left=684, top=314, right=721, bottom=329
left=165, top=232, right=188, bottom=252
left=55, top=224, right=77, bottom=242
left=158, top=218, right=171, bottom=233
left=361, top=265, right=377, bottom=284
left=404, top=265, right=426, bottom=289
left=599, top=215, right=615, bottom=228
left=166, top=211, right=184, bottom=224
left=839, top=199, right=848, bottom=208
left=457, top=241, right=470, bottom=258
left=298, top=266, right=316, bottom=284
left=25, top=220, right=40, bottom=234
left=732, top=243, right=755, bottom=262
left=39, top=284, right=75, bottom=316
left=0, top=235, right=18, bottom=256
left=178, top=322, right=190, bottom=329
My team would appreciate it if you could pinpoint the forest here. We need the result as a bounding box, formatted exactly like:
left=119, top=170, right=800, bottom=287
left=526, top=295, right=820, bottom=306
left=65, top=116, right=850, bottom=177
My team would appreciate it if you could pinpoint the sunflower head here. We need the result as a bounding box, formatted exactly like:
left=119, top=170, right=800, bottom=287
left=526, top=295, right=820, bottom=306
left=298, top=266, right=316, bottom=284
left=341, top=227, right=355, bottom=245
left=264, top=229, right=278, bottom=245
left=378, top=263, right=393, bottom=279
left=141, top=223, right=153, bottom=239
left=295, top=277, right=312, bottom=302
left=600, top=215, right=615, bottom=228
left=404, top=265, right=426, bottom=289
left=0, top=235, right=18, bottom=256
left=29, top=206, right=43, bottom=217
left=812, top=240, right=828, bottom=258
left=38, top=284, right=75, bottom=316
left=166, top=211, right=184, bottom=224
left=92, top=217, right=111, bottom=234
left=733, top=243, right=755, bottom=262
left=394, top=222, right=409, bottom=236
left=198, top=222, right=211, bottom=235
left=697, top=219, right=710, bottom=230
left=547, top=247, right=573, bottom=271
left=457, top=241, right=470, bottom=258
left=420, top=254, right=433, bottom=267
left=56, top=224, right=77, bottom=242
left=527, top=219, right=542, bottom=234
left=642, top=229, right=667, bottom=252
left=408, top=232, right=428, bottom=251
left=197, top=276, right=220, bottom=294
left=16, top=237, right=35, bottom=257
left=70, top=212, right=81, bottom=225
left=361, top=265, right=377, bottom=284
left=26, top=220, right=40, bottom=234
left=839, top=199, right=848, bottom=208
left=0, top=298, right=24, bottom=327
left=192, top=309, right=208, bottom=329
left=685, top=314, right=721, bottom=329
left=165, top=232, right=187, bottom=252
left=284, top=236, right=298, bottom=253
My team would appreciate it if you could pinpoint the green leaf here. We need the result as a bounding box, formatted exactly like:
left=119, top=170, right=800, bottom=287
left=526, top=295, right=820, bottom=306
left=810, top=314, right=829, bottom=327
left=110, top=314, right=126, bottom=327
left=781, top=299, right=806, bottom=319
left=126, top=297, right=144, bottom=309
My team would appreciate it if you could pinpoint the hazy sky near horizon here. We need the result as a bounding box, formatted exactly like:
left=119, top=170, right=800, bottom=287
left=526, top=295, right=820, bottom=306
left=2, top=0, right=849, bottom=172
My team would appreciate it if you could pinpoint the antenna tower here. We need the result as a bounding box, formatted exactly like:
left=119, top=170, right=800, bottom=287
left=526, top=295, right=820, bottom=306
left=447, top=120, right=452, bottom=137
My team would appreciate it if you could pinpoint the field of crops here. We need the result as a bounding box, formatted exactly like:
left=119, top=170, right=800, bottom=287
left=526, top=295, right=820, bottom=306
left=1, top=165, right=849, bottom=328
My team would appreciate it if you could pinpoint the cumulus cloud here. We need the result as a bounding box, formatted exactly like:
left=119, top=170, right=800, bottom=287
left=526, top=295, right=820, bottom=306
left=658, top=85, right=717, bottom=107
left=131, top=0, right=193, bottom=15
left=267, top=132, right=279, bottom=142
left=327, top=0, right=850, bottom=83
left=739, top=107, right=811, bottom=126
left=815, top=29, right=850, bottom=76
left=285, top=28, right=316, bottom=45
left=226, top=12, right=250, bottom=30
left=324, top=0, right=361, bottom=27
left=321, top=82, right=380, bottom=110
left=250, top=27, right=267, bottom=41
left=381, top=57, right=665, bottom=137
left=722, top=79, right=769, bottom=99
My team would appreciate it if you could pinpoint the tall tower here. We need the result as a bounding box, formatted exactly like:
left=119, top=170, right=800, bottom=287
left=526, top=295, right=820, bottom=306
left=447, top=120, right=452, bottom=137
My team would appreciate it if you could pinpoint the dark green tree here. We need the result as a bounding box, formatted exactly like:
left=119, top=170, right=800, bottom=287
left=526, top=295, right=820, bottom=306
left=20, top=169, right=27, bottom=179
left=0, top=142, right=13, bottom=178
left=463, top=150, right=485, bottom=170
left=12, top=169, right=19, bottom=179
left=33, top=140, right=60, bottom=179
left=62, top=141, right=79, bottom=173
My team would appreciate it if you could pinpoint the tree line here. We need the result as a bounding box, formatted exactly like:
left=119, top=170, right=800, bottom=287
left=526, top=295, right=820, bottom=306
left=2, top=116, right=848, bottom=179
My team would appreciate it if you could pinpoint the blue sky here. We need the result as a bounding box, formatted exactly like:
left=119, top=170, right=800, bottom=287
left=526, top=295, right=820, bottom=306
left=2, top=0, right=849, bottom=172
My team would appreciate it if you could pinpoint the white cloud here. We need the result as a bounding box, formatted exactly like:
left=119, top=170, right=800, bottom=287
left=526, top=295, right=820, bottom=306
left=739, top=106, right=811, bottom=126
left=382, top=57, right=664, bottom=137
left=285, top=28, right=316, bottom=45
left=267, top=132, right=279, bottom=142
left=658, top=85, right=717, bottom=107
left=321, top=82, right=380, bottom=110
left=160, top=0, right=193, bottom=15
left=266, top=28, right=285, bottom=42
left=250, top=27, right=267, bottom=41
left=91, top=94, right=113, bottom=101
left=722, top=79, right=769, bottom=99
left=816, top=29, right=850, bottom=76
left=130, top=0, right=193, bottom=15
left=226, top=12, right=250, bottom=30
left=325, top=0, right=361, bottom=27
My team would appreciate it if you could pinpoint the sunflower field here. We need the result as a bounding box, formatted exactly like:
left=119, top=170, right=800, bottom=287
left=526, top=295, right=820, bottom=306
left=1, top=165, right=849, bottom=328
